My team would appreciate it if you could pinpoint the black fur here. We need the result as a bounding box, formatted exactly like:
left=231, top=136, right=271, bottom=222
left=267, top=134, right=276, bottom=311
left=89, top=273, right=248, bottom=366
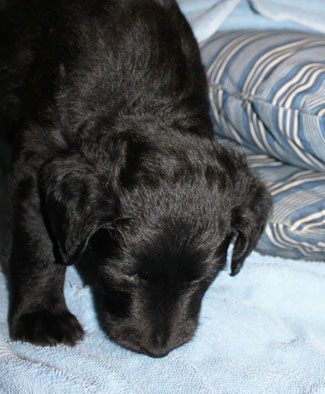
left=1, top=0, right=272, bottom=357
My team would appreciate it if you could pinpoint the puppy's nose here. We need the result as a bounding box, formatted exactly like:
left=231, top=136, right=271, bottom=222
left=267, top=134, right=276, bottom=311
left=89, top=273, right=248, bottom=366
left=141, top=347, right=170, bottom=358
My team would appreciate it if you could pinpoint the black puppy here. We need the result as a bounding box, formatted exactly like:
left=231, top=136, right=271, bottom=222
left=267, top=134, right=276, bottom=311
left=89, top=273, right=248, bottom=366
left=1, top=0, right=272, bottom=357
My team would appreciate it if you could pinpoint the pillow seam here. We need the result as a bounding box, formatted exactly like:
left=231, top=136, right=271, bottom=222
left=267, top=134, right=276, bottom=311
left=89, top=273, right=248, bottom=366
left=209, top=82, right=325, bottom=119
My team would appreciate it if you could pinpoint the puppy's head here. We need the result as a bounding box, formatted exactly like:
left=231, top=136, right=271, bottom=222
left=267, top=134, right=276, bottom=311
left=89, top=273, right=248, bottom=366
left=41, top=133, right=272, bottom=357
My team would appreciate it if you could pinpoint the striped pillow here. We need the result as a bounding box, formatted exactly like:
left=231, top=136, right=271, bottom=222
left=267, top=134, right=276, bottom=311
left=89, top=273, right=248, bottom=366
left=200, top=31, right=325, bottom=260
left=201, top=31, right=325, bottom=172
left=219, top=138, right=325, bottom=261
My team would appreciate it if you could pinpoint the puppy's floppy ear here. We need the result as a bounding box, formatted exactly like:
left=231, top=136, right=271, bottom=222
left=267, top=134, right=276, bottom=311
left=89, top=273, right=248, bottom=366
left=230, top=175, right=272, bottom=276
left=40, top=156, right=118, bottom=265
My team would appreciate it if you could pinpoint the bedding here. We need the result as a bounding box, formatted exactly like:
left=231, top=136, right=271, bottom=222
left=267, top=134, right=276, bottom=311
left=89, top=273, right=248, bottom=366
left=218, top=138, right=325, bottom=260
left=178, top=0, right=324, bottom=42
left=250, top=0, right=325, bottom=34
left=202, top=30, right=325, bottom=171
left=1, top=254, right=325, bottom=393
left=200, top=30, right=325, bottom=260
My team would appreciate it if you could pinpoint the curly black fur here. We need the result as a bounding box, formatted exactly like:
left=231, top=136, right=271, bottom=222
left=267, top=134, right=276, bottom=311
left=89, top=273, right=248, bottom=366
left=1, top=0, right=272, bottom=357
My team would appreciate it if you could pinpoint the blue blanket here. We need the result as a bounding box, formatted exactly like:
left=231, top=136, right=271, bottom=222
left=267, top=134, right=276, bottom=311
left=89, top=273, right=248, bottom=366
left=1, top=251, right=325, bottom=393
left=178, top=0, right=325, bottom=42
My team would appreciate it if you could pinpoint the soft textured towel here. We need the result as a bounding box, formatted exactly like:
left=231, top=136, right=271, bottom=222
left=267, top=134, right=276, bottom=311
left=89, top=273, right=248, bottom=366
left=1, top=251, right=325, bottom=393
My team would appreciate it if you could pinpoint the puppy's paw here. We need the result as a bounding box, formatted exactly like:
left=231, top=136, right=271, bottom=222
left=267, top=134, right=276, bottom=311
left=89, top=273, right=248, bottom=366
left=11, top=310, right=84, bottom=346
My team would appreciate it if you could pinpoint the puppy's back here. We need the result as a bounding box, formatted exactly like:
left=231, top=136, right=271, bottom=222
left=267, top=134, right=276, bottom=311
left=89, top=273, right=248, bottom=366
left=1, top=0, right=211, bottom=142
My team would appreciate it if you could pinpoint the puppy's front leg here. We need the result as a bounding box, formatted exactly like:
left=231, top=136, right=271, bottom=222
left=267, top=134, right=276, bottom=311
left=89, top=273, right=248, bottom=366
left=9, top=174, right=84, bottom=346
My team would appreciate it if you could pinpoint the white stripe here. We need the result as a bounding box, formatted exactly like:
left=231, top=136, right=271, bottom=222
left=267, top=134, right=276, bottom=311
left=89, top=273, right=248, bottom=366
left=273, top=63, right=321, bottom=106
left=266, top=224, right=318, bottom=256
left=278, top=226, right=322, bottom=254
left=273, top=192, right=320, bottom=223
left=265, top=225, right=289, bottom=250
left=211, top=86, right=244, bottom=144
left=242, top=39, right=313, bottom=94
left=305, top=90, right=325, bottom=113
left=303, top=221, right=325, bottom=231
left=269, top=170, right=313, bottom=192
left=249, top=161, right=283, bottom=168
left=207, top=35, right=250, bottom=80
left=290, top=210, right=325, bottom=232
left=285, top=107, right=291, bottom=139
left=271, top=174, right=325, bottom=195
left=251, top=39, right=325, bottom=100
left=284, top=66, right=325, bottom=109
left=285, top=137, right=322, bottom=169
left=208, top=33, right=269, bottom=84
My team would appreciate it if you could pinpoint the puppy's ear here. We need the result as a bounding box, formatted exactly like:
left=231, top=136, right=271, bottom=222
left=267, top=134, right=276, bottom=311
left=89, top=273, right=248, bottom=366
left=40, top=157, right=118, bottom=265
left=230, top=175, right=272, bottom=276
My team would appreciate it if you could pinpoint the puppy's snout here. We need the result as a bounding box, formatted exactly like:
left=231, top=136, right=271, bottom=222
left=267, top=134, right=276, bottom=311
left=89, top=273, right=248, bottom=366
left=141, top=346, right=170, bottom=358
left=140, top=331, right=171, bottom=358
left=139, top=328, right=191, bottom=358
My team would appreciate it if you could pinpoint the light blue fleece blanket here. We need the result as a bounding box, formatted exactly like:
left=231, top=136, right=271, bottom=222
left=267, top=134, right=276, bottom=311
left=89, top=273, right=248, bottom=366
left=178, top=0, right=325, bottom=42
left=1, top=251, right=325, bottom=393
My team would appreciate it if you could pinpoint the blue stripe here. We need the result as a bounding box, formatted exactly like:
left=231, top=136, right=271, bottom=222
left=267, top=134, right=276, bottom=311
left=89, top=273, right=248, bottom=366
left=293, top=72, right=325, bottom=109
left=238, top=37, right=303, bottom=91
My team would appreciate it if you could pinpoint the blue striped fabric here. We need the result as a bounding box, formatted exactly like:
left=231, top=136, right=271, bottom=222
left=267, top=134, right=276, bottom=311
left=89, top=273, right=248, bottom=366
left=202, top=31, right=325, bottom=171
left=201, top=31, right=325, bottom=260
left=218, top=138, right=325, bottom=260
